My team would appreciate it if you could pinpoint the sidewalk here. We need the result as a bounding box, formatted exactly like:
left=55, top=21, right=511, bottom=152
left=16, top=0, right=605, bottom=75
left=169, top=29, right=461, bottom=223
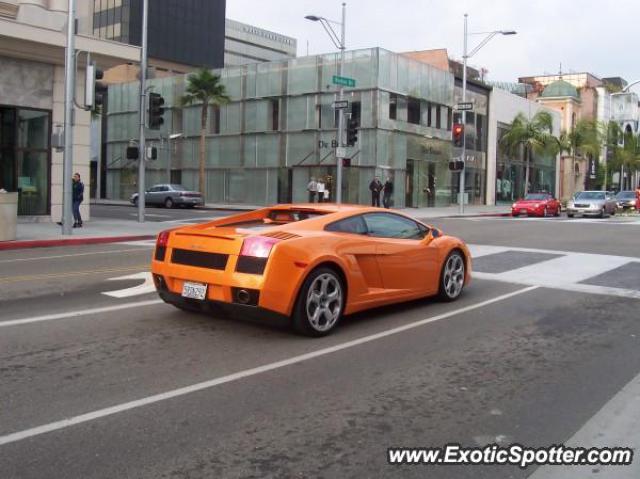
left=2, top=203, right=510, bottom=250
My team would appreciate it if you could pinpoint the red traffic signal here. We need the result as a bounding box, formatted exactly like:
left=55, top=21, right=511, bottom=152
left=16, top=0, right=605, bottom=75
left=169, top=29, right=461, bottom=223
left=452, top=123, right=464, bottom=147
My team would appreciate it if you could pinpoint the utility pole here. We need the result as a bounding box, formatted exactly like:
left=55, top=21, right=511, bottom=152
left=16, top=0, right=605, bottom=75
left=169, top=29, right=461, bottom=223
left=336, top=2, right=346, bottom=204
left=61, top=0, right=76, bottom=235
left=459, top=13, right=468, bottom=214
left=137, top=0, right=149, bottom=222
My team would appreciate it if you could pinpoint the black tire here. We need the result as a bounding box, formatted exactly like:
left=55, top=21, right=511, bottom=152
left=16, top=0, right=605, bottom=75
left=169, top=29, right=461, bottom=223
left=133, top=197, right=138, bottom=207
left=599, top=207, right=606, bottom=218
left=567, top=213, right=574, bottom=218
left=292, top=267, right=345, bottom=337
left=438, top=250, right=466, bottom=302
left=164, top=197, right=174, bottom=208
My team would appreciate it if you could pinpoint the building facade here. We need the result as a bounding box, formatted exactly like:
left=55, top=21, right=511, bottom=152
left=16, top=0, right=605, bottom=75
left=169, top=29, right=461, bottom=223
left=224, top=19, right=296, bottom=67
left=487, top=88, right=561, bottom=204
left=0, top=0, right=140, bottom=220
left=91, top=0, right=226, bottom=69
left=105, top=48, right=469, bottom=208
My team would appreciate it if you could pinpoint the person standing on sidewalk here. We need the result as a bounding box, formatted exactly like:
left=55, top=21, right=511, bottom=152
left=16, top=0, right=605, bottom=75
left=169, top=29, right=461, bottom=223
left=72, top=172, right=84, bottom=228
left=307, top=177, right=318, bottom=203
left=383, top=176, right=394, bottom=208
left=635, top=183, right=640, bottom=212
left=369, top=176, right=383, bottom=207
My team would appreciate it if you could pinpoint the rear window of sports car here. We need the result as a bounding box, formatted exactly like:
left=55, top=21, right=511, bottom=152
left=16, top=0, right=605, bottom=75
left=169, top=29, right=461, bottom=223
left=220, top=210, right=328, bottom=230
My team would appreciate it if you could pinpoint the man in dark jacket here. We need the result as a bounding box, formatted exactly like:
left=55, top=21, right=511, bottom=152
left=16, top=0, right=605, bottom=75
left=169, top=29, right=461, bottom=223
left=383, top=176, right=394, bottom=208
left=72, top=172, right=84, bottom=227
left=369, top=176, right=383, bottom=207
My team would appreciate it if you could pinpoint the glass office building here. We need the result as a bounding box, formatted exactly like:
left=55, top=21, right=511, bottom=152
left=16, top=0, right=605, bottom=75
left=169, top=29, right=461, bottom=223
left=105, top=48, right=489, bottom=208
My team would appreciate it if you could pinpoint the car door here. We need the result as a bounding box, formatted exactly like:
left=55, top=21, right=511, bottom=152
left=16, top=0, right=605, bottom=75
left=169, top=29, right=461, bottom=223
left=362, top=213, right=439, bottom=295
left=145, top=185, right=159, bottom=205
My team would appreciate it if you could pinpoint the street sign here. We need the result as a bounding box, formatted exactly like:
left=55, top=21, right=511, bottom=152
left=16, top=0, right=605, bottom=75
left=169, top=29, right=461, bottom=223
left=332, top=100, right=349, bottom=109
left=336, top=147, right=347, bottom=158
left=332, top=75, right=356, bottom=87
left=455, top=102, right=474, bottom=111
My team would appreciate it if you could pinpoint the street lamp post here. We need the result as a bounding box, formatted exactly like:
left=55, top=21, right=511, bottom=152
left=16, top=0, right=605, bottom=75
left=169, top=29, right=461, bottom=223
left=459, top=14, right=516, bottom=214
left=305, top=3, right=346, bottom=203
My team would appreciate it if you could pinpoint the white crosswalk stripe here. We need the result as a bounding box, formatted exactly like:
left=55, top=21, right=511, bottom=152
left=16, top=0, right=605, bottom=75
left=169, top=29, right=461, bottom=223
left=469, top=244, right=640, bottom=299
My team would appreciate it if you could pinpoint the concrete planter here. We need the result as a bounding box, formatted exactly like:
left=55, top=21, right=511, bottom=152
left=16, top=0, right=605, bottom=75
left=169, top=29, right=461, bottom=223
left=0, top=192, right=18, bottom=241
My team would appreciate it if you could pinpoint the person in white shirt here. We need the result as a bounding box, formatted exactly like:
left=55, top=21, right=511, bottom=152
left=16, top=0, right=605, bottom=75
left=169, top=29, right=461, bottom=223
left=316, top=179, right=326, bottom=203
left=307, top=177, right=318, bottom=203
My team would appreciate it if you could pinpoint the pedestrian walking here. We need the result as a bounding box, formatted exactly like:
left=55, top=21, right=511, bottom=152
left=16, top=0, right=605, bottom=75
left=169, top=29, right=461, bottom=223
left=307, top=177, right=318, bottom=203
left=369, top=176, right=383, bottom=207
left=383, top=176, right=394, bottom=208
left=72, top=172, right=84, bottom=228
left=635, top=183, right=640, bottom=212
left=317, top=179, right=326, bottom=203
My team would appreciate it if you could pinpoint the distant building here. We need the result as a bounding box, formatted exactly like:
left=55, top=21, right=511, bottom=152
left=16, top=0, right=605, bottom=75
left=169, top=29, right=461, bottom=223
left=91, top=0, right=226, bottom=70
left=224, top=19, right=296, bottom=67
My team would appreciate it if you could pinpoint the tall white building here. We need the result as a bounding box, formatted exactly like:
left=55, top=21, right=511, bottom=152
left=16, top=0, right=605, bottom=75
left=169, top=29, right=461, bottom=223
left=224, top=19, right=296, bottom=66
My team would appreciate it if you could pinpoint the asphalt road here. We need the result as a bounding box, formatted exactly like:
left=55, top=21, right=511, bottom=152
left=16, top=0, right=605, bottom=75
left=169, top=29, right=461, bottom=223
left=91, top=203, right=241, bottom=222
left=1, top=216, right=639, bottom=478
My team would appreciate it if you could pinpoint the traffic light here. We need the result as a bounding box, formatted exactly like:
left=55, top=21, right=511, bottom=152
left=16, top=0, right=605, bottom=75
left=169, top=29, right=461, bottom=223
left=342, top=157, right=351, bottom=167
left=448, top=159, right=464, bottom=171
left=84, top=61, right=107, bottom=110
left=148, top=92, right=166, bottom=130
left=346, top=118, right=358, bottom=146
left=126, top=146, right=139, bottom=160
left=452, top=123, right=464, bottom=147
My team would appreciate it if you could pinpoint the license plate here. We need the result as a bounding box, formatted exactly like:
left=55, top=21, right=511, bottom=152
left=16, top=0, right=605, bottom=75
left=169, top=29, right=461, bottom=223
left=181, top=281, right=207, bottom=300
left=520, top=209, right=527, bottom=214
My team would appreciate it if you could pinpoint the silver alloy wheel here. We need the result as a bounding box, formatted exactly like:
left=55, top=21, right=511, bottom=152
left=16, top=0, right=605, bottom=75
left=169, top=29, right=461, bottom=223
left=305, top=273, right=342, bottom=332
left=442, top=253, right=465, bottom=299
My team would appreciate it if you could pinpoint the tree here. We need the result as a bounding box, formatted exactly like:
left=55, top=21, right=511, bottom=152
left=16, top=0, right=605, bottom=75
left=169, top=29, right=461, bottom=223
left=500, top=111, right=560, bottom=195
left=607, top=124, right=640, bottom=189
left=181, top=68, right=230, bottom=197
left=559, top=119, right=604, bottom=190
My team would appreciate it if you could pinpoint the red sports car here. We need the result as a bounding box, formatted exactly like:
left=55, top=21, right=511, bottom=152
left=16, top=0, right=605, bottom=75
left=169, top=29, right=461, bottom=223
left=511, top=193, right=561, bottom=217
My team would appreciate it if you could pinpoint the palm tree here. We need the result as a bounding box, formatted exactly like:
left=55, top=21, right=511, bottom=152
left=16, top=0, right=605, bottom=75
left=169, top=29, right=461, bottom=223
left=559, top=119, right=604, bottom=190
left=181, top=68, right=230, bottom=197
left=500, top=111, right=560, bottom=195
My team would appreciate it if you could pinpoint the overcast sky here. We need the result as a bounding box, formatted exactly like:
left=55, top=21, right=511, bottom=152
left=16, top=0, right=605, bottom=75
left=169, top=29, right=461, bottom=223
left=227, top=0, right=640, bottom=85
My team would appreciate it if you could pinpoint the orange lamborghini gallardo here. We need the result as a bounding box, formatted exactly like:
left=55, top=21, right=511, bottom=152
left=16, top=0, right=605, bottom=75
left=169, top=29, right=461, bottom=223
left=151, top=204, right=471, bottom=336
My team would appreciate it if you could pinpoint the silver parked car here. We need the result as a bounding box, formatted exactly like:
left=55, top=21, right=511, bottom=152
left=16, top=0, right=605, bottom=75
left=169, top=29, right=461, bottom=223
left=130, top=184, right=204, bottom=208
left=566, top=191, right=617, bottom=218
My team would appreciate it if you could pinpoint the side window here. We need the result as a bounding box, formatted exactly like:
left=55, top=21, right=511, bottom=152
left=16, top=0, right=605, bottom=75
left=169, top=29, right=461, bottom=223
left=325, top=215, right=367, bottom=235
left=363, top=213, right=426, bottom=240
left=149, top=186, right=161, bottom=192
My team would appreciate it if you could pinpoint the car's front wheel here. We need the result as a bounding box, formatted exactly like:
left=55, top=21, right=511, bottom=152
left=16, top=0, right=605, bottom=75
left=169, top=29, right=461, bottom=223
left=292, top=267, right=344, bottom=337
left=438, top=251, right=466, bottom=302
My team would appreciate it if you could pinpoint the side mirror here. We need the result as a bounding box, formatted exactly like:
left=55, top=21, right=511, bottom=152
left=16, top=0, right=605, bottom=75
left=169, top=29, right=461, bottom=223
left=431, top=228, right=441, bottom=238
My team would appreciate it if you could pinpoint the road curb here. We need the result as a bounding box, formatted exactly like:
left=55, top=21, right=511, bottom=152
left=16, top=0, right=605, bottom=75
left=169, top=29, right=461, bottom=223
left=0, top=235, right=155, bottom=251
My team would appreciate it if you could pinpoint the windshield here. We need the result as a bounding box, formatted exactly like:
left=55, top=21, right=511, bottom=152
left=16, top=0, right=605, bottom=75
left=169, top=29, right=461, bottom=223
left=576, top=192, right=605, bottom=200
left=616, top=191, right=635, bottom=199
left=524, top=194, right=550, bottom=200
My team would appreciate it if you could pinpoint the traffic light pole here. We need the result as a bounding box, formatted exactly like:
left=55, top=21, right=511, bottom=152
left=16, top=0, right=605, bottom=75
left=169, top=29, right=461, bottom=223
left=336, top=2, right=346, bottom=204
left=459, top=14, right=468, bottom=215
left=137, top=0, right=149, bottom=223
left=61, top=0, right=76, bottom=235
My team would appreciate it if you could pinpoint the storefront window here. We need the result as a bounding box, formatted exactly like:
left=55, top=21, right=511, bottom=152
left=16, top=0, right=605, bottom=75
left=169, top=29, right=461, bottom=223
left=0, top=107, right=50, bottom=215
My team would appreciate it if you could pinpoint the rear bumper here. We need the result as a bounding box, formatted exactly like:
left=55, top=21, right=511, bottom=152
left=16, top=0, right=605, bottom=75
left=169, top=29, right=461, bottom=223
left=174, top=197, right=204, bottom=205
left=157, top=289, right=290, bottom=325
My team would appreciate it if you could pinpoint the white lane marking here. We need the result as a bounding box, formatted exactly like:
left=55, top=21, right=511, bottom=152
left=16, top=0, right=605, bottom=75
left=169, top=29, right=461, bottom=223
left=102, top=272, right=155, bottom=298
left=467, top=245, right=511, bottom=258
left=468, top=243, right=640, bottom=261
left=0, top=248, right=152, bottom=264
left=0, top=286, right=538, bottom=446
left=0, top=299, right=163, bottom=328
left=529, top=371, right=640, bottom=478
left=128, top=213, right=171, bottom=218
left=473, top=272, right=640, bottom=300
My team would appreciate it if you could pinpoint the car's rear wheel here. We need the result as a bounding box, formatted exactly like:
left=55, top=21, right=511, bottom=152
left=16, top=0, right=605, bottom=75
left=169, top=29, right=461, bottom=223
left=133, top=196, right=138, bottom=207
left=292, top=267, right=344, bottom=337
left=164, top=197, right=174, bottom=208
left=438, top=251, right=465, bottom=302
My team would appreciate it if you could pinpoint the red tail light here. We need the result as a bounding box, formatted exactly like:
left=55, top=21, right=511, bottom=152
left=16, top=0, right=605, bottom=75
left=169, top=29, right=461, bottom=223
left=240, top=236, right=281, bottom=258
left=157, top=229, right=171, bottom=248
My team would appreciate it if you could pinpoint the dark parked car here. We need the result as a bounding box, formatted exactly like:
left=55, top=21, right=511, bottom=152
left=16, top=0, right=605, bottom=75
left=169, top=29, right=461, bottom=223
left=616, top=190, right=637, bottom=210
left=130, top=184, right=204, bottom=208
